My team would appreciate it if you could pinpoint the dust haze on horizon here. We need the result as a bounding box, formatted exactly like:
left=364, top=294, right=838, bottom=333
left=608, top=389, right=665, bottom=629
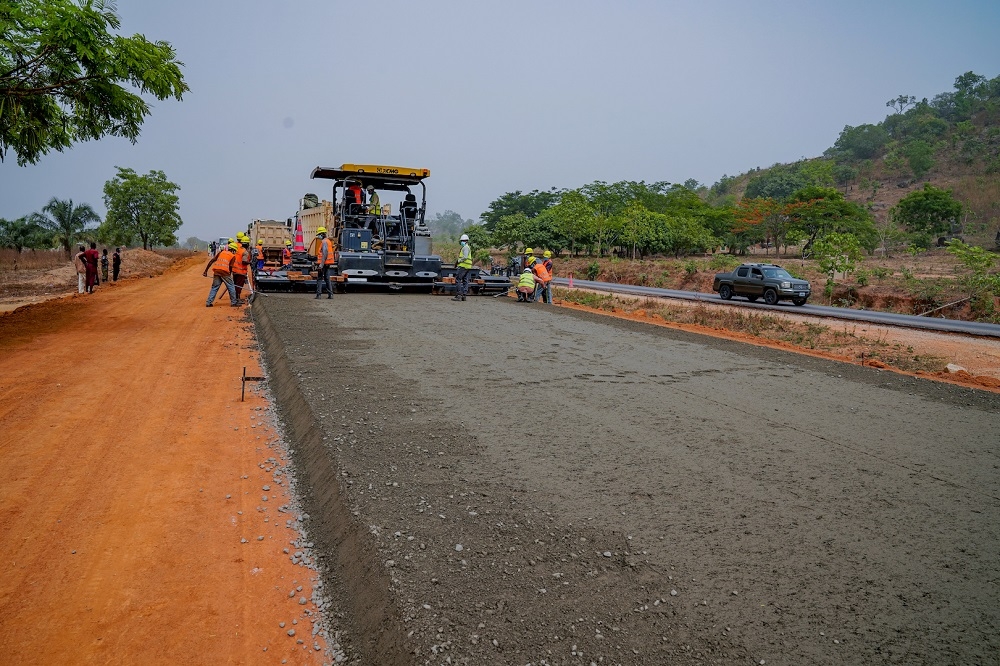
left=2, top=0, right=999, bottom=243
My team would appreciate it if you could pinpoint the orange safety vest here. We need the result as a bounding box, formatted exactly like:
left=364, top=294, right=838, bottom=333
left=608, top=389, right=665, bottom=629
left=282, top=247, right=292, bottom=263
left=321, top=238, right=336, bottom=266
left=211, top=249, right=235, bottom=275
left=532, top=260, right=551, bottom=283
left=231, top=247, right=249, bottom=275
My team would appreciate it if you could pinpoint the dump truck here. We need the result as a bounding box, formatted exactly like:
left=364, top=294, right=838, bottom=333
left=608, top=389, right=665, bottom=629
left=254, top=164, right=509, bottom=295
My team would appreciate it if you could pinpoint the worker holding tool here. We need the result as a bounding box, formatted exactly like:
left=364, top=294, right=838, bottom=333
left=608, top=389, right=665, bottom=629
left=203, top=241, right=240, bottom=307
left=315, top=226, right=336, bottom=299
left=452, top=233, right=473, bottom=301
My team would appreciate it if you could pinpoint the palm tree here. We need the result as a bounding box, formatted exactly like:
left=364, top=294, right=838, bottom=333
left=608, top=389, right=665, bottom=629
left=34, top=197, right=101, bottom=256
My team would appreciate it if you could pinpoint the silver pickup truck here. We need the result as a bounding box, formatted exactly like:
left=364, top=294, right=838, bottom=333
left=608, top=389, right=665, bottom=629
left=712, top=263, right=811, bottom=305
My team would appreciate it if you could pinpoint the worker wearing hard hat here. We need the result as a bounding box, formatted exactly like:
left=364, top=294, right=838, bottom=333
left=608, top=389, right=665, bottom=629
left=281, top=239, right=292, bottom=268
left=315, top=227, right=335, bottom=299
left=366, top=185, right=380, bottom=217
left=539, top=249, right=554, bottom=304
left=516, top=267, right=535, bottom=302
left=452, top=233, right=473, bottom=301
left=531, top=250, right=552, bottom=304
left=231, top=235, right=250, bottom=301
left=202, top=241, right=240, bottom=307
left=254, top=239, right=265, bottom=273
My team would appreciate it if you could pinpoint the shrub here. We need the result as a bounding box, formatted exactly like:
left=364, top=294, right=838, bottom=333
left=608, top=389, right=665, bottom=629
left=856, top=269, right=870, bottom=287
left=683, top=260, right=699, bottom=276
left=586, top=261, right=600, bottom=281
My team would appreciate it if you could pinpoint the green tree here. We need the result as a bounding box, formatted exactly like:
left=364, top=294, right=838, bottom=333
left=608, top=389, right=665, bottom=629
left=427, top=210, right=469, bottom=241
left=479, top=188, right=560, bottom=231
left=1, top=0, right=188, bottom=165
left=891, top=183, right=962, bottom=237
left=546, top=190, right=593, bottom=255
left=886, top=94, right=916, bottom=114
left=788, top=186, right=877, bottom=254
left=0, top=214, right=49, bottom=252
left=826, top=124, right=889, bottom=161
left=811, top=232, right=864, bottom=301
left=31, top=196, right=100, bottom=256
left=490, top=212, right=529, bottom=250
left=903, top=140, right=935, bottom=178
left=744, top=167, right=808, bottom=200
left=102, top=167, right=181, bottom=250
left=945, top=239, right=1000, bottom=317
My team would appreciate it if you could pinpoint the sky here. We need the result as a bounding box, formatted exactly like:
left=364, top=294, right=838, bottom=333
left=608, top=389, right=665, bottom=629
left=2, top=0, right=999, bottom=243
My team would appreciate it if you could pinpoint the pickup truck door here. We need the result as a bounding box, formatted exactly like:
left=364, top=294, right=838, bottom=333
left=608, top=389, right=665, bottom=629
left=733, top=266, right=750, bottom=294
left=747, top=267, right=765, bottom=296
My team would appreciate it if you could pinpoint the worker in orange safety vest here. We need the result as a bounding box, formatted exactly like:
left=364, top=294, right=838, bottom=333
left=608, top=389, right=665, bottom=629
left=531, top=253, right=552, bottom=304
left=231, top=237, right=250, bottom=300
left=315, top=226, right=336, bottom=299
left=202, top=241, right=240, bottom=307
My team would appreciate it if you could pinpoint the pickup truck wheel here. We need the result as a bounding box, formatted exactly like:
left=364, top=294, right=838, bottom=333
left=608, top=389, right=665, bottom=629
left=719, top=284, right=733, bottom=300
left=792, top=297, right=807, bottom=306
left=746, top=295, right=759, bottom=302
left=763, top=288, right=779, bottom=305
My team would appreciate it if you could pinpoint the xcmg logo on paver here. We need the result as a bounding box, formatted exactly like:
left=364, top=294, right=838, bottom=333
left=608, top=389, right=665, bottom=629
left=375, top=167, right=399, bottom=174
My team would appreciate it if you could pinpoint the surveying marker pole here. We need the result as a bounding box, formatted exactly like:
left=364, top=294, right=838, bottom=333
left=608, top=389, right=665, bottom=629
left=241, top=366, right=266, bottom=401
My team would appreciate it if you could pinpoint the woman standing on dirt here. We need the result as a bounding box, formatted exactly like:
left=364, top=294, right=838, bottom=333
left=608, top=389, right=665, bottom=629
left=112, top=248, right=122, bottom=281
left=100, top=249, right=109, bottom=283
left=83, top=242, right=99, bottom=293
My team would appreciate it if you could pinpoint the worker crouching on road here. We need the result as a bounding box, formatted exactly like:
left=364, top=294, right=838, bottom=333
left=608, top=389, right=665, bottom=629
left=203, top=242, right=240, bottom=307
left=452, top=233, right=472, bottom=301
left=315, top=227, right=335, bottom=299
left=516, top=268, right=535, bottom=301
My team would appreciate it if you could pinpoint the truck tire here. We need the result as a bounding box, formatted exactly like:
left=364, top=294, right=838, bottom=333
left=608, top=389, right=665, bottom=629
left=719, top=284, right=733, bottom=300
left=764, top=288, right=779, bottom=305
left=792, top=297, right=807, bottom=306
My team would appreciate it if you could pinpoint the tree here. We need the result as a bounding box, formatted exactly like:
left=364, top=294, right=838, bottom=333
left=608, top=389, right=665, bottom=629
left=827, top=124, right=889, bottom=161
left=903, top=140, right=935, bottom=178
left=945, top=239, right=1000, bottom=316
left=31, top=196, right=100, bottom=256
left=744, top=167, right=807, bottom=200
left=427, top=210, right=469, bottom=241
left=102, top=167, right=181, bottom=250
left=811, top=232, right=864, bottom=301
left=546, top=190, right=593, bottom=255
left=0, top=215, right=49, bottom=252
left=1, top=0, right=187, bottom=165
left=891, top=183, right=962, bottom=237
left=479, top=189, right=560, bottom=231
left=787, top=186, right=876, bottom=255
left=886, top=95, right=916, bottom=115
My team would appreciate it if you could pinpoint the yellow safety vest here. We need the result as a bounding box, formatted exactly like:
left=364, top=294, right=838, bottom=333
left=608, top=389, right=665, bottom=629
left=517, top=271, right=535, bottom=289
left=457, top=244, right=473, bottom=269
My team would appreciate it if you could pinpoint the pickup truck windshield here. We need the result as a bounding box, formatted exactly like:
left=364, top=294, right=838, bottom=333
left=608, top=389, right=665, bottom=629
left=762, top=268, right=794, bottom=280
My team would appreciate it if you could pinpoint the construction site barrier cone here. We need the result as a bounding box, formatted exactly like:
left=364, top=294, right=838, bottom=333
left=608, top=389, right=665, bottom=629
left=568, top=273, right=573, bottom=288
left=293, top=216, right=305, bottom=251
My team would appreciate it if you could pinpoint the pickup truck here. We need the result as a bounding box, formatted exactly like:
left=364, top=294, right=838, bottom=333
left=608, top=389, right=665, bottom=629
left=712, top=263, right=811, bottom=306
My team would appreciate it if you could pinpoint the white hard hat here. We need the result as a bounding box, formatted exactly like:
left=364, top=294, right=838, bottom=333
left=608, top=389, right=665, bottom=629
left=460, top=234, right=469, bottom=241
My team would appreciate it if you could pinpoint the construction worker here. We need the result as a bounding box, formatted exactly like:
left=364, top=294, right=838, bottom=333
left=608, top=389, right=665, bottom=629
left=232, top=236, right=250, bottom=301
left=531, top=252, right=552, bottom=304
left=366, top=185, right=380, bottom=216
left=202, top=241, right=240, bottom=307
left=452, top=233, right=473, bottom=301
left=315, top=226, right=335, bottom=299
left=282, top=240, right=292, bottom=268
left=540, top=249, right=555, bottom=304
left=516, top=267, right=535, bottom=302
left=254, top=239, right=265, bottom=273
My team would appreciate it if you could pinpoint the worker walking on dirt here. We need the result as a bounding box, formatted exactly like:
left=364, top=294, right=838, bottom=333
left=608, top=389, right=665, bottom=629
left=232, top=237, right=250, bottom=301
left=282, top=240, right=292, bottom=268
left=516, top=267, right=536, bottom=302
left=112, top=248, right=121, bottom=281
left=203, top=241, right=240, bottom=307
left=315, top=227, right=336, bottom=299
left=452, top=233, right=473, bottom=301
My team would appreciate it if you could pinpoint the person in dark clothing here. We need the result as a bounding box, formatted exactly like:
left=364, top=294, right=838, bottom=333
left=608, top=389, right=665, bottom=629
left=100, top=248, right=109, bottom=283
left=112, top=248, right=122, bottom=281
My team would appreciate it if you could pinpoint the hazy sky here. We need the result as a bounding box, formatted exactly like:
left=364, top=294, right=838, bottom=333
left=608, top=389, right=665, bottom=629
left=2, top=0, right=999, bottom=243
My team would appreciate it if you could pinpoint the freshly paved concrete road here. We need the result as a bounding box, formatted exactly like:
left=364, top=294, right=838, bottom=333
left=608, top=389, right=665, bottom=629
left=259, top=291, right=1000, bottom=665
